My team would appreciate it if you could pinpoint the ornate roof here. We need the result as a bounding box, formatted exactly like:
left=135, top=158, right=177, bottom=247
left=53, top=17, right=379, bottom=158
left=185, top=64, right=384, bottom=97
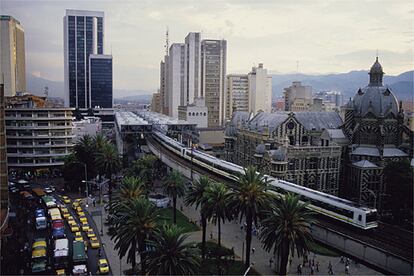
left=294, top=112, right=343, bottom=131
left=352, top=58, right=399, bottom=117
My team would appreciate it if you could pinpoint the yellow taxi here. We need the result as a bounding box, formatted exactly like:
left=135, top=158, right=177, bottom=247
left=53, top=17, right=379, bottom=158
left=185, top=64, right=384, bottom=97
left=59, top=206, right=68, bottom=212
left=66, top=215, right=74, bottom=222
left=62, top=196, right=71, bottom=204
left=74, top=232, right=83, bottom=242
left=32, top=238, right=47, bottom=258
left=62, top=211, right=70, bottom=219
left=79, top=216, right=88, bottom=224
left=90, top=237, right=100, bottom=249
left=68, top=218, right=76, bottom=225
left=72, top=201, right=80, bottom=209
left=77, top=211, right=86, bottom=217
left=71, top=224, right=80, bottom=232
left=56, top=269, right=66, bottom=276
left=87, top=229, right=96, bottom=239
left=98, top=259, right=109, bottom=274
left=81, top=223, right=90, bottom=232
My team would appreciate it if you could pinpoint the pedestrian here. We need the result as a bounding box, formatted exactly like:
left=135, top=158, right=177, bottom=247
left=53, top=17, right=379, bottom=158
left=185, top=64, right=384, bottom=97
left=252, top=247, right=255, bottom=255
left=310, top=265, right=314, bottom=275
left=210, top=231, right=213, bottom=239
left=297, top=264, right=302, bottom=275
left=345, top=264, right=350, bottom=274
left=289, top=257, right=293, bottom=266
left=346, top=257, right=350, bottom=265
left=269, top=258, right=273, bottom=268
left=316, top=261, right=319, bottom=272
left=312, top=259, right=315, bottom=266
left=93, top=198, right=96, bottom=207
left=308, top=259, right=311, bottom=267
left=328, top=261, right=333, bottom=275
left=240, top=225, right=244, bottom=232
left=340, top=256, right=344, bottom=263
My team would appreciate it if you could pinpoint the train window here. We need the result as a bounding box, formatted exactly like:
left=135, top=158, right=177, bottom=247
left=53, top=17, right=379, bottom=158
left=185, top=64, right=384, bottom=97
left=366, top=212, right=377, bottom=223
left=358, top=215, right=362, bottom=221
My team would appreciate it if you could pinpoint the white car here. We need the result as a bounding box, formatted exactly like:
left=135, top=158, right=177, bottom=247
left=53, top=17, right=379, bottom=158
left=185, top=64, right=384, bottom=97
left=149, top=194, right=170, bottom=208
left=44, top=187, right=53, bottom=194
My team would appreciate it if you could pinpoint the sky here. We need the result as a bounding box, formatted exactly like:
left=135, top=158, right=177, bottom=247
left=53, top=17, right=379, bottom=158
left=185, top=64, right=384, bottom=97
left=1, top=0, right=413, bottom=92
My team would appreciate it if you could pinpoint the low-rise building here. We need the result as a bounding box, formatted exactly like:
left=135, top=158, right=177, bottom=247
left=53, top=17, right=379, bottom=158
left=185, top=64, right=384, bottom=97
left=73, top=116, right=102, bottom=141
left=178, top=97, right=208, bottom=128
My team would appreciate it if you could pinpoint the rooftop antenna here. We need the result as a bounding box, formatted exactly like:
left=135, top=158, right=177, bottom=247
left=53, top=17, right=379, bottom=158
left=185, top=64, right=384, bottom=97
left=165, top=26, right=169, bottom=55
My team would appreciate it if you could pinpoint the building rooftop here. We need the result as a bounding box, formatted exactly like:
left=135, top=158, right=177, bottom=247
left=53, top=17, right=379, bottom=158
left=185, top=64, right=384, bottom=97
left=115, top=111, right=148, bottom=126
left=352, top=160, right=378, bottom=168
left=136, top=111, right=193, bottom=126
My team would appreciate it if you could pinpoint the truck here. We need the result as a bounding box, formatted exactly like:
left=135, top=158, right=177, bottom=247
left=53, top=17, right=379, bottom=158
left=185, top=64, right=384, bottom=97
left=48, top=208, right=62, bottom=222
left=72, top=241, right=87, bottom=275
left=31, top=238, right=47, bottom=274
left=32, top=187, right=46, bottom=197
left=52, top=219, right=65, bottom=239
left=34, top=209, right=47, bottom=230
left=53, top=238, right=69, bottom=269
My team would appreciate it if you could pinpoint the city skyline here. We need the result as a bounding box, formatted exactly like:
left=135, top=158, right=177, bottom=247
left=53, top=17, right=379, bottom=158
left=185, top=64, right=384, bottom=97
left=1, top=0, right=413, bottom=93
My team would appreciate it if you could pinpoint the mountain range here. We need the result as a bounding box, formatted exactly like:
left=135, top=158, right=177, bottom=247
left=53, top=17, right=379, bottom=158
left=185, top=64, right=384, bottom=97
left=26, top=70, right=413, bottom=103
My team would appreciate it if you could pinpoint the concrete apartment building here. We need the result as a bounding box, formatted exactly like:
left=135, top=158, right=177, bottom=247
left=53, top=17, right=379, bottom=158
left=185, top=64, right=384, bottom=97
left=226, top=74, right=249, bottom=120
left=201, top=39, right=227, bottom=127
left=151, top=92, right=162, bottom=113
left=0, top=84, right=9, bottom=235
left=183, top=32, right=202, bottom=105
left=4, top=95, right=74, bottom=172
left=0, top=15, right=26, bottom=97
left=178, top=97, right=208, bottom=128
left=283, top=81, right=313, bottom=111
left=248, top=63, right=272, bottom=114
left=64, top=10, right=113, bottom=109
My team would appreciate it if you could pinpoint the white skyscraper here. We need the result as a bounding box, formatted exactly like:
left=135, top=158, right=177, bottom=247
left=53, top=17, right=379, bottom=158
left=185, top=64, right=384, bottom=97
left=248, top=63, right=272, bottom=114
left=0, top=15, right=26, bottom=97
left=167, top=43, right=185, bottom=118
left=201, top=39, right=227, bottom=127
left=183, top=32, right=201, bottom=105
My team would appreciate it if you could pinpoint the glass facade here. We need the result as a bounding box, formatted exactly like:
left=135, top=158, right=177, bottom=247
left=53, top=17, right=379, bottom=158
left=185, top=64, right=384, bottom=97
left=90, top=56, right=112, bottom=108
left=66, top=13, right=103, bottom=108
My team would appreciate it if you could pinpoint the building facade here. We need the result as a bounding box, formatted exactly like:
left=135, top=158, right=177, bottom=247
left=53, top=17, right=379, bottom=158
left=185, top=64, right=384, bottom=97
left=63, top=10, right=104, bottom=108
left=341, top=58, right=411, bottom=212
left=225, top=111, right=343, bottom=195
left=73, top=116, right=102, bottom=141
left=0, top=84, right=9, bottom=234
left=89, top=54, right=112, bottom=108
left=283, top=81, right=313, bottom=111
left=167, top=43, right=185, bottom=118
left=178, top=97, right=208, bottom=128
left=248, top=63, right=272, bottom=114
left=201, top=39, right=227, bottom=127
left=151, top=92, right=162, bottom=113
left=226, top=74, right=249, bottom=121
left=184, top=32, right=202, bottom=105
left=5, top=107, right=74, bottom=170
left=0, top=15, right=26, bottom=97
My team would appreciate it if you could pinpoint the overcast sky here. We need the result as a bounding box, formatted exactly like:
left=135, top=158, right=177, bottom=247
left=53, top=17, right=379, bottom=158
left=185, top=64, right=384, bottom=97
left=1, top=0, right=413, bottom=92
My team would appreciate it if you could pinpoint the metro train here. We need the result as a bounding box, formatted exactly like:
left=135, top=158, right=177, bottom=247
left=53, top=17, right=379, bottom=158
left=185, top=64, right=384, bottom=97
left=152, top=131, right=378, bottom=230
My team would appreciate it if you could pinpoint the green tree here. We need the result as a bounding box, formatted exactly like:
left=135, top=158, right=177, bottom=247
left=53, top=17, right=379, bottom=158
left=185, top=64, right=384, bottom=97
left=127, top=155, right=159, bottom=191
left=205, top=182, right=229, bottom=247
left=95, top=142, right=121, bottom=199
left=259, top=193, right=315, bottom=275
left=163, top=170, right=186, bottom=224
left=147, top=224, right=201, bottom=275
left=184, top=175, right=212, bottom=259
left=62, top=153, right=83, bottom=191
left=227, top=165, right=274, bottom=269
left=384, top=160, right=413, bottom=224
left=109, top=197, right=158, bottom=273
left=109, top=176, right=146, bottom=214
left=73, top=135, right=97, bottom=179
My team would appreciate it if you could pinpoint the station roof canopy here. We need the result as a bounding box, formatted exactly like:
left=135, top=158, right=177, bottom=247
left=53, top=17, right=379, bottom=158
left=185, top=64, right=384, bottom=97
left=115, top=111, right=149, bottom=126
left=136, top=111, right=195, bottom=126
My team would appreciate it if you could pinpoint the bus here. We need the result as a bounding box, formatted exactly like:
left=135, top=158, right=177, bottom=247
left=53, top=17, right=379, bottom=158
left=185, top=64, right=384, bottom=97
left=54, top=238, right=69, bottom=269
left=72, top=241, right=87, bottom=275
left=32, top=188, right=46, bottom=197
left=31, top=238, right=47, bottom=274
left=48, top=208, right=62, bottom=221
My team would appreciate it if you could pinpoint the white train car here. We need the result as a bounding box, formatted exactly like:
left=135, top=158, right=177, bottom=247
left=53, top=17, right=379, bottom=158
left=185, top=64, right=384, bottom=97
left=152, top=131, right=378, bottom=230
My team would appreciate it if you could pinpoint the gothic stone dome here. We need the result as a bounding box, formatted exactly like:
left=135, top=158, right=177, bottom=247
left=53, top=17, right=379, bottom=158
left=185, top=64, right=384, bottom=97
left=352, top=58, right=399, bottom=117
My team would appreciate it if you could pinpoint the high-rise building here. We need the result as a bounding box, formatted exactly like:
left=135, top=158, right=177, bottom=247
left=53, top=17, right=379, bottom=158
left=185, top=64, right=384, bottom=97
left=183, top=32, right=201, bottom=105
left=226, top=74, right=249, bottom=120
left=0, top=83, right=9, bottom=235
left=283, top=81, right=313, bottom=111
left=89, top=54, right=112, bottom=108
left=248, top=63, right=272, bottom=114
left=63, top=10, right=105, bottom=109
left=160, top=59, right=169, bottom=115
left=167, top=43, right=185, bottom=118
left=0, top=15, right=26, bottom=97
left=151, top=92, right=162, bottom=113
left=201, top=39, right=227, bottom=127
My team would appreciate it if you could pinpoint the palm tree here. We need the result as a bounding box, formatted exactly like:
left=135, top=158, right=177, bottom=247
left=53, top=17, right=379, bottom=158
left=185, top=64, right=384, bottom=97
left=184, top=175, right=211, bottom=259
left=109, top=176, right=146, bottom=214
left=95, top=142, right=121, bottom=199
left=205, top=182, right=229, bottom=247
left=109, top=197, right=158, bottom=273
left=127, top=155, right=158, bottom=191
left=163, top=170, right=186, bottom=224
left=259, top=193, right=315, bottom=275
left=147, top=224, right=201, bottom=275
left=73, top=135, right=96, bottom=179
left=227, top=165, right=274, bottom=269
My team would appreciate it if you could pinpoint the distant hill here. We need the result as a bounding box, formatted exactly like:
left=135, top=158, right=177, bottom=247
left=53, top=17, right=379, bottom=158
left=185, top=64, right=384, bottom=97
left=272, top=70, right=414, bottom=101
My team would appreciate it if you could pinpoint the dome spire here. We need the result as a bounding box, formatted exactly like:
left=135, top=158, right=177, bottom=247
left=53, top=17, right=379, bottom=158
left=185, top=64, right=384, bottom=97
left=369, top=56, right=384, bottom=86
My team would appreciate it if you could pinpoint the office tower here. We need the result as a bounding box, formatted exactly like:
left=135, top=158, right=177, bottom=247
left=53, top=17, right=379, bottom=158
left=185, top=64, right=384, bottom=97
left=0, top=15, right=26, bottom=97
left=63, top=10, right=104, bottom=108
left=160, top=60, right=168, bottom=114
left=167, top=43, right=185, bottom=118
left=283, top=81, right=313, bottom=111
left=183, top=32, right=201, bottom=105
left=89, top=54, right=112, bottom=108
left=151, top=92, right=162, bottom=113
left=248, top=63, right=272, bottom=114
left=201, top=39, right=227, bottom=127
left=226, top=74, right=249, bottom=120
left=0, top=83, right=9, bottom=233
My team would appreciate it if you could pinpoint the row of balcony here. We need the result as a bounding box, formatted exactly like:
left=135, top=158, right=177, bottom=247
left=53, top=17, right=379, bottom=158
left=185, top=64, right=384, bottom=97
left=6, top=125, right=72, bottom=130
